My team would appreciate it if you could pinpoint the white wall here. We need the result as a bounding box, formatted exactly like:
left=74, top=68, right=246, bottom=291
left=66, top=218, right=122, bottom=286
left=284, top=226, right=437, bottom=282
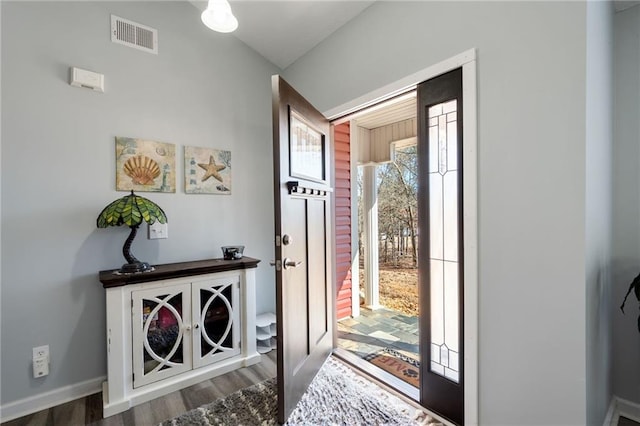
left=1, top=1, right=277, bottom=407
left=585, top=1, right=614, bottom=424
left=612, top=3, right=640, bottom=405
left=285, top=2, right=590, bottom=424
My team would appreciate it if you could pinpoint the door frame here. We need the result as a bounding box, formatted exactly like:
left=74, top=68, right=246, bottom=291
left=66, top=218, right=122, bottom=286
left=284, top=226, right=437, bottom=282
left=327, top=49, right=478, bottom=425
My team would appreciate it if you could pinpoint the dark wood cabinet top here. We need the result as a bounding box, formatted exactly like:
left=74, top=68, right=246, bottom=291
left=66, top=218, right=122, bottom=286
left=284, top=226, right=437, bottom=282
left=99, top=257, right=261, bottom=288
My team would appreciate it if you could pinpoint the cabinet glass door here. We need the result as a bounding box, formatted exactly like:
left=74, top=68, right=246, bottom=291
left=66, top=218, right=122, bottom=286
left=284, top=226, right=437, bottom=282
left=192, top=276, right=240, bottom=368
left=132, top=283, right=192, bottom=388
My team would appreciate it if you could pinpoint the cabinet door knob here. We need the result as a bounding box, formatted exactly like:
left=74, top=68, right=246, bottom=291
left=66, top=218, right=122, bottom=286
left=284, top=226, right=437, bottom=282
left=194, top=323, right=200, bottom=329
left=185, top=325, right=192, bottom=331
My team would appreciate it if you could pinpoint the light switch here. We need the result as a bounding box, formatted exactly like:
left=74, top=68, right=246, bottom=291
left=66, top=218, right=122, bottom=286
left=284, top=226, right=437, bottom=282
left=148, top=222, right=168, bottom=239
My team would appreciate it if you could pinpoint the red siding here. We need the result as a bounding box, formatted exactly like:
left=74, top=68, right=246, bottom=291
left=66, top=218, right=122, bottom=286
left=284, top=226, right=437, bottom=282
left=334, top=122, right=353, bottom=320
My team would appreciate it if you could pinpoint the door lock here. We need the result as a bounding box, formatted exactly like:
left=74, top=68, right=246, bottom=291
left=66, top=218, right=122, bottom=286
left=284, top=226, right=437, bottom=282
left=269, top=260, right=282, bottom=271
left=282, top=234, right=292, bottom=245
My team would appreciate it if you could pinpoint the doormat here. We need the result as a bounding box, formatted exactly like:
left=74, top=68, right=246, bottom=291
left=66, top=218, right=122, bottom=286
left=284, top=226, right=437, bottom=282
left=365, top=348, right=420, bottom=387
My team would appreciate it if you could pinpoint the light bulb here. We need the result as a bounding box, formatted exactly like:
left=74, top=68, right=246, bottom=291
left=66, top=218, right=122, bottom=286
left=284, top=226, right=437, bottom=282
left=201, top=0, right=238, bottom=33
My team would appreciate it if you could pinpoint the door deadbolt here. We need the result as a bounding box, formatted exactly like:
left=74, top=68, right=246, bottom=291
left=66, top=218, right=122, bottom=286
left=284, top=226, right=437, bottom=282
left=282, top=234, right=292, bottom=245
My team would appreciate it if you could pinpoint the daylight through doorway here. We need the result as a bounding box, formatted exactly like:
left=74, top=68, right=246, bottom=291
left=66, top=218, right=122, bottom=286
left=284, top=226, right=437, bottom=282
left=330, top=50, right=478, bottom=426
left=335, top=95, right=421, bottom=396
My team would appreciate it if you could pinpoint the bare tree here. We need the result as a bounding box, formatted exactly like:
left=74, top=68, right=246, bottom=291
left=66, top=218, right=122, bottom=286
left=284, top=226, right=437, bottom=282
left=377, top=145, right=418, bottom=267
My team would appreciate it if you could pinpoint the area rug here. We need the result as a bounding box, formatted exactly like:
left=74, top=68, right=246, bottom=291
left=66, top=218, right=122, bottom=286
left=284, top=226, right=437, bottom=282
left=365, top=348, right=420, bottom=388
left=160, top=356, right=437, bottom=425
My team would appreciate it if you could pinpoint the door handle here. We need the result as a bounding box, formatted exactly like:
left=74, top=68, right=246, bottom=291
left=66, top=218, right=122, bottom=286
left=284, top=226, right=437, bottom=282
left=283, top=258, right=303, bottom=269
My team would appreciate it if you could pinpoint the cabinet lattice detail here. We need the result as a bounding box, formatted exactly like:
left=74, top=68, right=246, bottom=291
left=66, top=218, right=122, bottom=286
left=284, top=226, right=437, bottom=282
left=99, top=258, right=260, bottom=418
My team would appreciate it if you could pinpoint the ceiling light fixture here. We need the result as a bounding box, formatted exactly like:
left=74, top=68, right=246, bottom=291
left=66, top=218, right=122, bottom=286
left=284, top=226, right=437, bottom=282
left=201, top=0, right=238, bottom=33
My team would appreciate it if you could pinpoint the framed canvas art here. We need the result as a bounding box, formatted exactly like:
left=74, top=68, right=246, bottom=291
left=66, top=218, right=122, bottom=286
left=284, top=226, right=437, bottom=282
left=184, top=146, right=232, bottom=194
left=116, top=137, right=176, bottom=193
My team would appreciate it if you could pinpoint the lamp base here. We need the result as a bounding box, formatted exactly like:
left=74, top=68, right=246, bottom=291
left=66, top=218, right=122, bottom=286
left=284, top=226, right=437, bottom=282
left=119, top=261, right=152, bottom=274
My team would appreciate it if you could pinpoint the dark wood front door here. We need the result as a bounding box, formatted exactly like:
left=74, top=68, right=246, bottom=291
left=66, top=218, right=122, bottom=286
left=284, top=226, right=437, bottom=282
left=271, top=75, right=334, bottom=424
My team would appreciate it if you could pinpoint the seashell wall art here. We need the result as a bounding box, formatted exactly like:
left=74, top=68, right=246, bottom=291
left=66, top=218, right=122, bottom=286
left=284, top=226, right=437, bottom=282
left=116, top=137, right=176, bottom=193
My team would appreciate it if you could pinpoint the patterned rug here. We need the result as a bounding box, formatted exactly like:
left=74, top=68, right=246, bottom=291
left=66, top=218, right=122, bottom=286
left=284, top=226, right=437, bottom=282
left=365, top=348, right=420, bottom=388
left=160, top=356, right=437, bottom=425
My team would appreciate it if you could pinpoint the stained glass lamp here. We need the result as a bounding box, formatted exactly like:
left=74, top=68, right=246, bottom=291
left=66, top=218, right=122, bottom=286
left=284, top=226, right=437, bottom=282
left=97, top=190, right=168, bottom=274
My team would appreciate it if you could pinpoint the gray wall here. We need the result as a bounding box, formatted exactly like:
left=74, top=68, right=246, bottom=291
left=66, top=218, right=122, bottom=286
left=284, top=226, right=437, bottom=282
left=585, top=1, right=614, bottom=424
left=285, top=2, right=591, bottom=424
left=1, top=1, right=278, bottom=405
left=612, top=3, right=640, bottom=405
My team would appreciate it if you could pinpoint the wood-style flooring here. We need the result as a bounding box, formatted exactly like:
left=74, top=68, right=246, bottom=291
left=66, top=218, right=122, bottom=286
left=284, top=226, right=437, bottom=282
left=619, top=416, right=640, bottom=426
left=2, top=351, right=277, bottom=426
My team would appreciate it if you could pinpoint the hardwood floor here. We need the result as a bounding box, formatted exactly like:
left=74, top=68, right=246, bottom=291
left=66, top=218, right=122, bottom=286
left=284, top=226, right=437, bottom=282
left=2, top=351, right=277, bottom=426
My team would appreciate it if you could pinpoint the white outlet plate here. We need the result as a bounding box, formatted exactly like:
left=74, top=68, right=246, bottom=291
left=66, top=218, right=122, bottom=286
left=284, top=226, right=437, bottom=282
left=33, top=345, right=49, bottom=359
left=148, top=222, right=168, bottom=240
left=33, top=357, right=49, bottom=377
left=32, top=345, right=50, bottom=378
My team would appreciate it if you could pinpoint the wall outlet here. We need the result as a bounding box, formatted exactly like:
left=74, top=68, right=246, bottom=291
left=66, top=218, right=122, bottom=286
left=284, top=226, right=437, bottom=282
left=33, top=357, right=49, bottom=378
left=32, top=345, right=49, bottom=378
left=33, top=345, right=49, bottom=359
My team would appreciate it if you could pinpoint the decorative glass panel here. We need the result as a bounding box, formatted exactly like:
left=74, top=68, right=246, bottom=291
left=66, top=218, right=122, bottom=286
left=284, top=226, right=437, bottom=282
left=430, top=260, right=444, bottom=345
left=442, top=100, right=457, bottom=114
left=428, top=99, right=460, bottom=383
left=429, top=126, right=439, bottom=172
left=289, top=110, right=325, bottom=182
left=443, top=172, right=458, bottom=262
left=199, top=284, right=234, bottom=356
left=444, top=262, right=459, bottom=352
left=431, top=361, right=445, bottom=376
left=141, top=293, right=186, bottom=374
left=447, top=122, right=457, bottom=170
left=193, top=278, right=240, bottom=368
left=132, top=284, right=191, bottom=388
left=429, top=175, right=443, bottom=260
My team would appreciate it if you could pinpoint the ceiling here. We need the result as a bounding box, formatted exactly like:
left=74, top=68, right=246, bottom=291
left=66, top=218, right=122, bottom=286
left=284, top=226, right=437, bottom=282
left=348, top=92, right=416, bottom=130
left=189, top=0, right=640, bottom=129
left=190, top=1, right=640, bottom=69
left=190, top=1, right=375, bottom=69
left=189, top=1, right=410, bottom=129
left=190, top=0, right=640, bottom=69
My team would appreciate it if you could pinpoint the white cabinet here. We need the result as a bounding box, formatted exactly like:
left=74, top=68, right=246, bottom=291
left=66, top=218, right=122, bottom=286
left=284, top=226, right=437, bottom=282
left=131, top=275, right=241, bottom=388
left=100, top=258, right=260, bottom=418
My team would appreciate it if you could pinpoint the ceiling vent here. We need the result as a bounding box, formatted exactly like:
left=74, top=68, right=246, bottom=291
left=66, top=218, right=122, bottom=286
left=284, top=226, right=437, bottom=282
left=111, top=15, right=158, bottom=55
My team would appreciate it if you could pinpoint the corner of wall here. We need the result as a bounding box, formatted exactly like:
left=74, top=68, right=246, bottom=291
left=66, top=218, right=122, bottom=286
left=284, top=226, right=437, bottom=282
left=585, top=0, right=615, bottom=424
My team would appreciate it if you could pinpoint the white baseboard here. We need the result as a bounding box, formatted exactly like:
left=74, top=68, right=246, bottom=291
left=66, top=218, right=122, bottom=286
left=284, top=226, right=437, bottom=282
left=0, top=376, right=105, bottom=423
left=604, top=396, right=640, bottom=426
left=605, top=396, right=617, bottom=426
left=617, top=397, right=640, bottom=424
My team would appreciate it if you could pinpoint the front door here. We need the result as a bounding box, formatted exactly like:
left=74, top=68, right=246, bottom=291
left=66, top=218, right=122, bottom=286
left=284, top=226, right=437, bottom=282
left=271, top=75, right=334, bottom=424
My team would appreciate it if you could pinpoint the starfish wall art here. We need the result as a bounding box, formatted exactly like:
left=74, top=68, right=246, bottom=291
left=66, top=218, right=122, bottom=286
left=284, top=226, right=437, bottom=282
left=184, top=146, right=232, bottom=194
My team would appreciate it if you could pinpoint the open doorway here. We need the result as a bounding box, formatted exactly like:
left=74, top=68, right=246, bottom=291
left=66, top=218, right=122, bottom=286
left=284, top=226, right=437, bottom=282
left=328, top=51, right=477, bottom=426
left=334, top=92, right=421, bottom=397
